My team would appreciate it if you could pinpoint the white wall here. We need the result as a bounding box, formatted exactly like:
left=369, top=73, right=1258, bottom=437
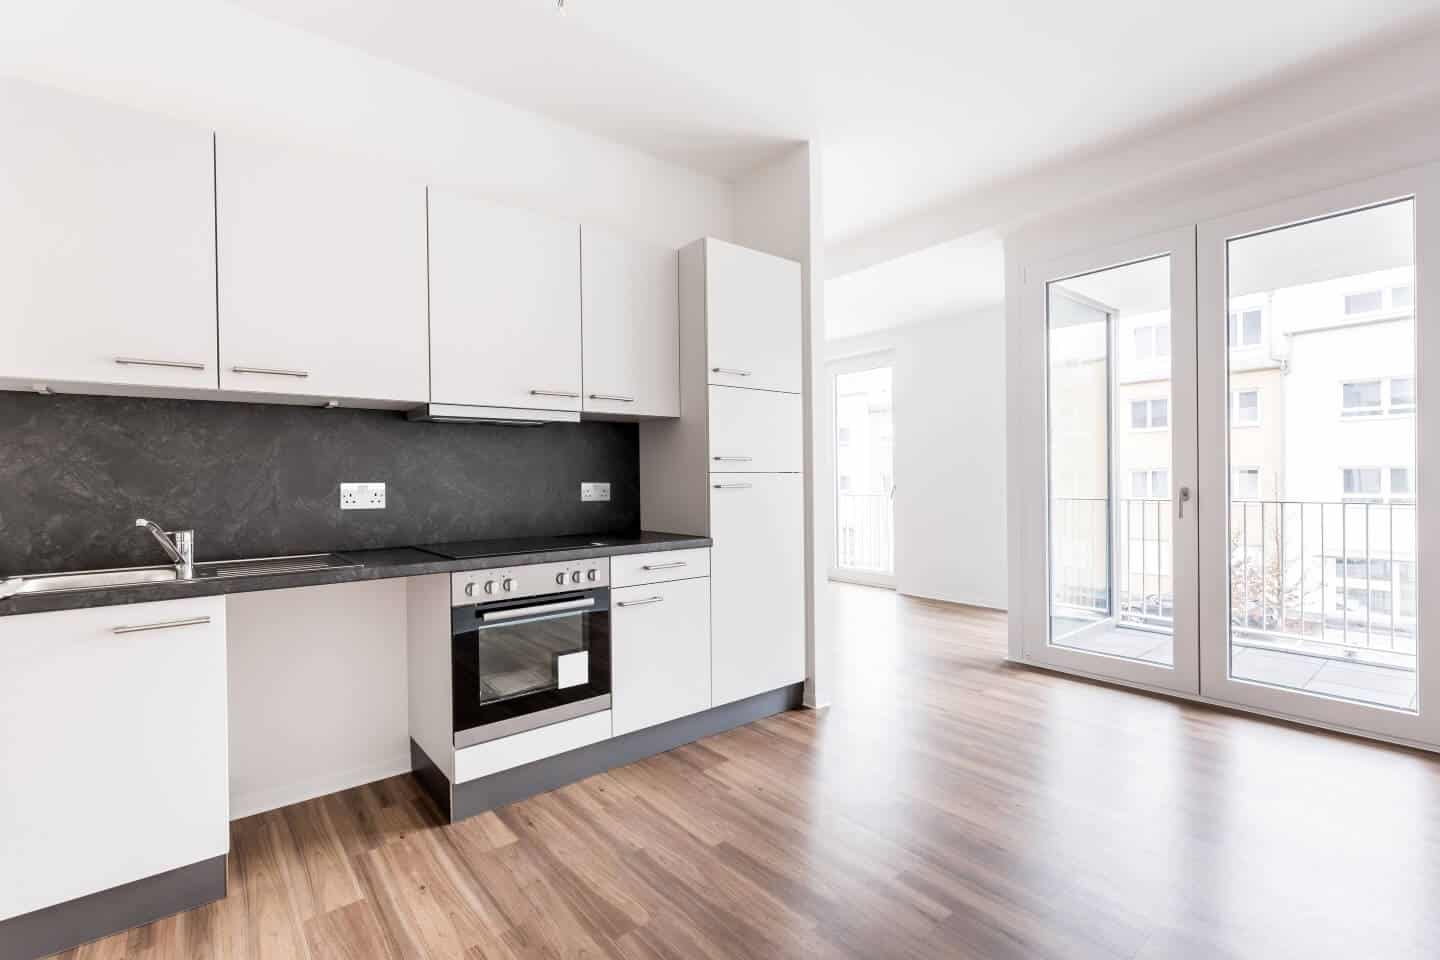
left=0, top=0, right=732, bottom=247
left=826, top=307, right=1008, bottom=609
left=226, top=581, right=409, bottom=818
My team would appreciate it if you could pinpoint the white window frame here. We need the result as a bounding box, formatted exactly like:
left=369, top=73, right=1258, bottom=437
left=1129, top=396, right=1169, bottom=431
left=1228, top=306, right=1264, bottom=348
left=1230, top=388, right=1261, bottom=426
left=1232, top=466, right=1261, bottom=501
left=1340, top=376, right=1415, bottom=417
left=1129, top=468, right=1169, bottom=500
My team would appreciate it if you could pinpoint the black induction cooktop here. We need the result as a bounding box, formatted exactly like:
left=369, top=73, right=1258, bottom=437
left=415, top=533, right=639, bottom=561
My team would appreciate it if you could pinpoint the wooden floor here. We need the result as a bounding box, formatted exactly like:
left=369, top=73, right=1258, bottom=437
left=57, top=583, right=1440, bottom=959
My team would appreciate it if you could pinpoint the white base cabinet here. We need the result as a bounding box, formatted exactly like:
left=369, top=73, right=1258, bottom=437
left=0, top=597, right=229, bottom=922
left=612, top=575, right=712, bottom=736
left=709, top=474, right=806, bottom=705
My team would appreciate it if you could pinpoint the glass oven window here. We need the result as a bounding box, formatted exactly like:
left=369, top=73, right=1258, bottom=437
left=472, top=615, right=588, bottom=703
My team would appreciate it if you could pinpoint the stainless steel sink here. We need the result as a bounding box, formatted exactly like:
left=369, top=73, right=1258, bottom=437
left=1, top=565, right=180, bottom=596
left=0, top=553, right=359, bottom=600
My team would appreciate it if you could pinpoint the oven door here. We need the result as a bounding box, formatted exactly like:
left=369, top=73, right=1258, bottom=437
left=451, top=587, right=611, bottom=747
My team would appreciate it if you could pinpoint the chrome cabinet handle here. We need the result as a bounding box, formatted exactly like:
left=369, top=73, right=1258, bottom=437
left=713, top=482, right=753, bottom=489
left=113, top=615, right=211, bottom=635
left=481, top=597, right=595, bottom=622
left=232, top=366, right=309, bottom=378
left=588, top=393, right=635, bottom=402
left=641, top=561, right=687, bottom=571
left=617, top=596, right=664, bottom=608
left=711, top=367, right=752, bottom=377
left=1178, top=485, right=1192, bottom=519
left=115, top=357, right=207, bottom=371
left=713, top=456, right=753, bottom=462
left=530, top=389, right=580, bottom=399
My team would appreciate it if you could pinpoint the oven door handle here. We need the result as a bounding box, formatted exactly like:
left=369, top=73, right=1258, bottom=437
left=480, top=596, right=596, bottom=623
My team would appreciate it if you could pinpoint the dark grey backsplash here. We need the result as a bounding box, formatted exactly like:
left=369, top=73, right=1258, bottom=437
left=0, top=392, right=639, bottom=576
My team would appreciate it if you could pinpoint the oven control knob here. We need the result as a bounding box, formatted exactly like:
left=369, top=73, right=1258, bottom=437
left=555, top=572, right=567, bottom=585
left=502, top=578, right=515, bottom=592
left=586, top=569, right=597, bottom=582
left=570, top=570, right=582, bottom=584
left=464, top=582, right=477, bottom=597
left=483, top=580, right=497, bottom=595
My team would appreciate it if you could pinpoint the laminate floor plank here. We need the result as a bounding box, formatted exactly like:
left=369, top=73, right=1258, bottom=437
left=40, top=584, right=1440, bottom=959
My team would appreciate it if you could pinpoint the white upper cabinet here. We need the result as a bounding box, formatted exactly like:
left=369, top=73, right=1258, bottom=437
left=708, top=386, right=804, bottom=473
left=216, top=136, right=428, bottom=405
left=429, top=191, right=582, bottom=418
left=704, top=239, right=802, bottom=395
left=581, top=227, right=679, bottom=418
left=0, top=80, right=217, bottom=393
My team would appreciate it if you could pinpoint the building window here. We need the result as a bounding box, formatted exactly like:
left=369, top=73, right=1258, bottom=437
left=1341, top=377, right=1414, bottom=416
left=1233, top=467, right=1261, bottom=500
left=1228, top=308, right=1263, bottom=347
left=1337, top=586, right=1392, bottom=615
left=1341, top=467, right=1384, bottom=502
left=1133, top=323, right=1170, bottom=360
left=1130, top=397, right=1168, bottom=430
left=1344, top=289, right=1385, bottom=315
left=1129, top=469, right=1169, bottom=499
left=1231, top=389, right=1260, bottom=426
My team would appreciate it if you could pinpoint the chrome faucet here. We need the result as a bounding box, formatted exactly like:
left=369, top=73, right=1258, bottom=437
left=135, top=519, right=195, bottom=579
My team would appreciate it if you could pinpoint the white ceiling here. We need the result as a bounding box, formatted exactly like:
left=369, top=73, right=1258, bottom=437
left=230, top=0, right=1440, bottom=249
left=825, top=233, right=1004, bottom=340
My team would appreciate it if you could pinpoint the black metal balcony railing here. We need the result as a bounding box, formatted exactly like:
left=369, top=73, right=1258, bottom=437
left=1051, top=497, right=1417, bottom=660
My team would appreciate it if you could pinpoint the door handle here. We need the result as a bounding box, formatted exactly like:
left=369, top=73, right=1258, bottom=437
left=115, top=357, right=207, bottom=371
left=113, top=616, right=212, bottom=635
left=530, top=389, right=580, bottom=399
left=480, top=597, right=595, bottom=622
left=641, top=561, right=687, bottom=571
left=1177, top=485, right=1192, bottom=518
left=588, top=393, right=635, bottom=402
left=712, top=456, right=753, bottom=462
left=711, top=367, right=752, bottom=377
left=231, top=365, right=310, bottom=378
left=617, top=596, right=664, bottom=608
left=712, top=482, right=753, bottom=489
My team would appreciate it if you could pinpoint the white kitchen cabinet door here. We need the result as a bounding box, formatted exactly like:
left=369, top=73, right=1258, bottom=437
left=704, top=239, right=802, bottom=395
left=429, top=191, right=582, bottom=415
left=611, top=578, right=712, bottom=735
left=216, top=136, right=428, bottom=404
left=581, top=227, right=679, bottom=418
left=0, top=597, right=228, bottom=922
left=708, top=386, right=803, bottom=473
left=0, top=79, right=217, bottom=393
left=709, top=473, right=806, bottom=705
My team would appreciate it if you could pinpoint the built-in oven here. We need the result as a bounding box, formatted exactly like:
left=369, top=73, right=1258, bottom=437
left=450, top=558, right=611, bottom=748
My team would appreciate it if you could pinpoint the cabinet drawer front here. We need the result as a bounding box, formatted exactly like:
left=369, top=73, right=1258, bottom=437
left=708, top=386, right=803, bottom=473
left=0, top=596, right=228, bottom=922
left=453, top=710, right=612, bottom=784
left=612, top=578, right=712, bottom=736
left=704, top=239, right=801, bottom=395
left=709, top=473, right=806, bottom=706
left=611, top=548, right=711, bottom=588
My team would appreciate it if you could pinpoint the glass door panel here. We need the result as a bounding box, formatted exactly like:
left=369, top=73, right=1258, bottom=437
left=1029, top=227, right=1199, bottom=694
left=1198, top=166, right=1440, bottom=742
left=831, top=358, right=894, bottom=583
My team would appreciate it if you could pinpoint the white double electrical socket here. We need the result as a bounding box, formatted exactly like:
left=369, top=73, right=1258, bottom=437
left=580, top=482, right=611, bottom=502
left=340, top=482, right=386, bottom=510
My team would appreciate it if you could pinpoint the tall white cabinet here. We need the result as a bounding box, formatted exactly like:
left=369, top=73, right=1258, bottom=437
left=641, top=238, right=806, bottom=706
left=0, top=78, right=218, bottom=396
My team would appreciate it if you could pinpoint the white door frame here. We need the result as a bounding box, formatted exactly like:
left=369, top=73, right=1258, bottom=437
left=826, top=350, right=896, bottom=588
left=1018, top=225, right=1200, bottom=695
left=1196, top=162, right=1440, bottom=744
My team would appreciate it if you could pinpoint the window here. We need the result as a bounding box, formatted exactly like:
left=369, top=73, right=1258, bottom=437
left=1129, top=469, right=1168, bottom=499
left=1231, top=389, right=1260, bottom=426
left=1391, top=377, right=1415, bottom=412
left=1335, top=558, right=1392, bottom=580
left=1337, top=587, right=1392, bottom=615
left=1392, top=467, right=1412, bottom=498
left=1393, top=284, right=1414, bottom=310
left=1132, top=323, right=1170, bottom=360
left=1228, top=308, right=1263, bottom=347
left=1344, top=289, right=1385, bottom=315
left=1130, top=397, right=1168, bottom=430
left=1233, top=467, right=1261, bottom=500
left=1341, top=377, right=1414, bottom=416
left=1342, top=467, right=1383, bottom=502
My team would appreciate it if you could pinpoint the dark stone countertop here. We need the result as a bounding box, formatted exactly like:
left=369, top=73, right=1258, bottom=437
left=0, top=531, right=711, bottom=618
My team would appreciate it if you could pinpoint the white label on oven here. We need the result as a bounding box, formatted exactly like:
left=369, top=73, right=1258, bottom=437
left=556, top=651, right=589, bottom=689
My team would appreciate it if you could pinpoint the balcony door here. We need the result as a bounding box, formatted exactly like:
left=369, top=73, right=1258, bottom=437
left=830, top=354, right=895, bottom=586
left=1197, top=165, right=1440, bottom=743
left=1024, top=227, right=1200, bottom=694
